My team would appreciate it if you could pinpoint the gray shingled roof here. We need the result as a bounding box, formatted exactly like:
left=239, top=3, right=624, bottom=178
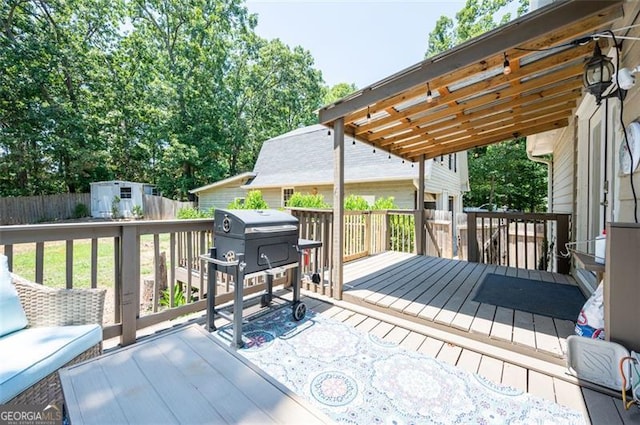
left=248, top=125, right=432, bottom=188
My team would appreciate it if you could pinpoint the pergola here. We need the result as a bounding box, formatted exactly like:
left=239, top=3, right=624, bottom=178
left=317, top=0, right=624, bottom=298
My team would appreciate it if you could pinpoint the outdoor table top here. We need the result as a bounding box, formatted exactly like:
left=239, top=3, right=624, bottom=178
left=60, top=324, right=332, bottom=425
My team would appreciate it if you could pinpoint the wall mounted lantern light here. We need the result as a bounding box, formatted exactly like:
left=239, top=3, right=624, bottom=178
left=583, top=41, right=617, bottom=104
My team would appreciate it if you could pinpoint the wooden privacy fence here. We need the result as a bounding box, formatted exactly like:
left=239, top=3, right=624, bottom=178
left=0, top=193, right=91, bottom=225
left=143, top=195, right=194, bottom=220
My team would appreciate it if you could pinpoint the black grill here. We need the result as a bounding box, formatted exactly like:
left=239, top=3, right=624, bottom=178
left=205, top=209, right=319, bottom=348
left=213, top=209, right=299, bottom=274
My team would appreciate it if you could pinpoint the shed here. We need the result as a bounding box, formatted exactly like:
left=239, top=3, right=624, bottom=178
left=90, top=181, right=155, bottom=218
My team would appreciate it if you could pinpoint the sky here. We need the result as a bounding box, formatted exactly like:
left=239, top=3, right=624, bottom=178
left=244, top=1, right=466, bottom=89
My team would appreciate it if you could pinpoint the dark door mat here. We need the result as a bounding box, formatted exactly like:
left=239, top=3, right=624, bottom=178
left=473, top=273, right=586, bottom=321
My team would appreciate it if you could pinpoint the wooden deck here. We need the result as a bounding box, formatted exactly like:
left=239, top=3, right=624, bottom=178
left=103, top=288, right=640, bottom=425
left=63, top=324, right=331, bottom=424
left=342, top=251, right=581, bottom=364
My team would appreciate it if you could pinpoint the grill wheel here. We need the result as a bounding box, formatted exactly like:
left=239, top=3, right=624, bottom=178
left=292, top=302, right=306, bottom=321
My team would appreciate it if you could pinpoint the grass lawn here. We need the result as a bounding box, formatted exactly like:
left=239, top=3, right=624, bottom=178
left=5, top=234, right=172, bottom=289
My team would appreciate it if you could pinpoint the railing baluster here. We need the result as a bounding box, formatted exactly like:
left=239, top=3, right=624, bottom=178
left=186, top=231, right=193, bottom=304
left=170, top=233, right=176, bottom=307
left=153, top=234, right=160, bottom=313
left=35, top=242, right=44, bottom=283
left=543, top=220, right=549, bottom=271
left=515, top=218, right=519, bottom=268
left=524, top=219, right=529, bottom=270
left=533, top=220, right=538, bottom=269
left=66, top=240, right=73, bottom=289
left=90, top=238, right=98, bottom=288
left=114, top=236, right=121, bottom=324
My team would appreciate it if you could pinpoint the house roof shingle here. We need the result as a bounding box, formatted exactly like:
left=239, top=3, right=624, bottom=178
left=247, top=125, right=434, bottom=188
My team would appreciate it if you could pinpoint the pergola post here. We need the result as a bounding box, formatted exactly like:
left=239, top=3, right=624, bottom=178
left=416, top=155, right=425, bottom=255
left=332, top=119, right=345, bottom=300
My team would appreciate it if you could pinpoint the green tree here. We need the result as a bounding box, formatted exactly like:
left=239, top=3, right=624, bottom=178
left=219, top=38, right=325, bottom=181
left=425, top=0, right=543, bottom=211
left=465, top=140, right=547, bottom=212
left=425, top=0, right=528, bottom=58
left=323, top=82, right=358, bottom=105
left=0, top=0, right=326, bottom=200
left=0, top=0, right=126, bottom=195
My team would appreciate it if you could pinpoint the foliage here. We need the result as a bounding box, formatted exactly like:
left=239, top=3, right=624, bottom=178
left=425, top=0, right=542, bottom=211
left=425, top=0, right=528, bottom=58
left=342, top=195, right=399, bottom=211
left=111, top=196, right=120, bottom=218
left=158, top=283, right=198, bottom=307
left=286, top=192, right=330, bottom=209
left=344, top=195, right=370, bottom=211
left=0, top=0, right=326, bottom=199
left=177, top=207, right=213, bottom=219
left=73, top=203, right=90, bottom=219
left=388, top=214, right=415, bottom=252
left=465, top=140, right=548, bottom=212
left=323, top=83, right=358, bottom=105
left=132, top=204, right=143, bottom=218
left=227, top=190, right=268, bottom=209
left=371, top=197, right=397, bottom=210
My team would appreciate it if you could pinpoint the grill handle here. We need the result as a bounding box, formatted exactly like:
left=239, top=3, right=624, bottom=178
left=245, top=224, right=298, bottom=234
left=200, top=253, right=246, bottom=271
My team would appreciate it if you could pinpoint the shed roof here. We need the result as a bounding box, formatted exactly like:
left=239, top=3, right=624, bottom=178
left=247, top=125, right=435, bottom=188
left=189, top=172, right=256, bottom=194
left=318, top=0, right=623, bottom=161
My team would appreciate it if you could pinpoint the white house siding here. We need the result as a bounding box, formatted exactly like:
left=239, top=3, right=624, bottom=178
left=617, top=11, right=640, bottom=223
left=427, top=159, right=464, bottom=211
left=197, top=186, right=248, bottom=211
left=255, top=181, right=419, bottom=209
left=551, top=126, right=575, bottom=214
left=346, top=181, right=416, bottom=208
left=566, top=1, right=640, bottom=253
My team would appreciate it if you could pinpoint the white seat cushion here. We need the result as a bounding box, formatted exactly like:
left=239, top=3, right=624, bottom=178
left=0, top=255, right=28, bottom=337
left=0, top=324, right=102, bottom=403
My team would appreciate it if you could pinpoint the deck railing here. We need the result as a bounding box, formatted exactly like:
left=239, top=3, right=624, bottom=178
left=464, top=212, right=571, bottom=273
left=0, top=219, right=289, bottom=347
left=1, top=209, right=568, bottom=347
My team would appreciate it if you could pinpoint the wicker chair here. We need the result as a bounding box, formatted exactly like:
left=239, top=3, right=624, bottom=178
left=6, top=274, right=106, bottom=406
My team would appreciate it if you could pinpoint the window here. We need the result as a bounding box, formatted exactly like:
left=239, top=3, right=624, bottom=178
left=234, top=197, right=245, bottom=206
left=282, top=188, right=294, bottom=207
left=120, top=187, right=132, bottom=199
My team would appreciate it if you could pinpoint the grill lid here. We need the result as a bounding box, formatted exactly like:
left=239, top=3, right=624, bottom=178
left=214, top=209, right=298, bottom=238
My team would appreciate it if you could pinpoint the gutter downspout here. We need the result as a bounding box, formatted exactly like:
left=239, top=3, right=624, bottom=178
left=527, top=150, right=553, bottom=213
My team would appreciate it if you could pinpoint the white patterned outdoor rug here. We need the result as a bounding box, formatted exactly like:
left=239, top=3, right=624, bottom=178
left=215, top=307, right=586, bottom=425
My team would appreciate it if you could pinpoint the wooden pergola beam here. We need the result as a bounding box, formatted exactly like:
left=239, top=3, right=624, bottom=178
left=319, top=1, right=621, bottom=126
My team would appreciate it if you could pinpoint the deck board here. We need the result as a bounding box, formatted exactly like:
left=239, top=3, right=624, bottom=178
left=364, top=256, right=443, bottom=307
left=455, top=349, right=482, bottom=374
left=501, top=362, right=528, bottom=392
left=389, top=258, right=463, bottom=315
left=528, top=370, right=556, bottom=403
left=490, top=306, right=514, bottom=342
left=343, top=252, right=581, bottom=362
left=477, top=355, right=504, bottom=384
left=418, top=261, right=478, bottom=320
left=399, top=331, right=427, bottom=351
left=63, top=325, right=330, bottom=424
left=417, top=336, right=445, bottom=357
